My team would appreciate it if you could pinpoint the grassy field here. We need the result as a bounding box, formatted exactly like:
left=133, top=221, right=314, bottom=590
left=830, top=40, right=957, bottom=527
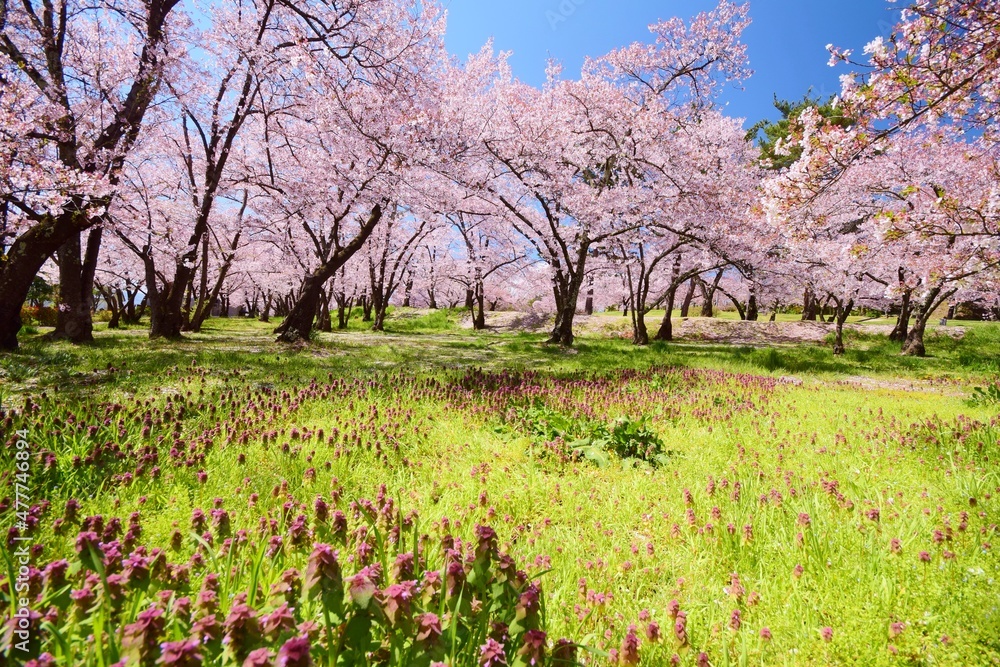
left=1, top=314, right=999, bottom=666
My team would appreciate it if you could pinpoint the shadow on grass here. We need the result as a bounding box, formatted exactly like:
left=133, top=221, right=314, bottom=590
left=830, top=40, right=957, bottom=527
left=5, top=316, right=1000, bottom=399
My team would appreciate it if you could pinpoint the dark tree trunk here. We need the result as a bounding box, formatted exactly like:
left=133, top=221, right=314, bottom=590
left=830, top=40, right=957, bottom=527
left=547, top=277, right=581, bottom=346
left=148, top=254, right=197, bottom=340
left=107, top=302, right=122, bottom=329
left=889, top=288, right=912, bottom=343
left=372, top=295, right=388, bottom=331
left=550, top=304, right=576, bottom=346
left=275, top=204, right=382, bottom=343
left=680, top=278, right=696, bottom=318
left=317, top=289, right=333, bottom=332
left=743, top=268, right=759, bottom=321
left=190, top=232, right=209, bottom=326
left=276, top=292, right=291, bottom=318
left=699, top=270, right=724, bottom=318
left=901, top=318, right=927, bottom=357
left=275, top=275, right=323, bottom=342
left=370, top=260, right=388, bottom=332
left=584, top=275, right=594, bottom=315
left=259, top=293, right=272, bottom=323
left=625, top=264, right=648, bottom=346
left=372, top=291, right=387, bottom=331
left=653, top=255, right=683, bottom=342
left=180, top=274, right=196, bottom=329
left=361, top=294, right=373, bottom=322
left=147, top=290, right=178, bottom=338
left=653, top=286, right=679, bottom=341
left=51, top=228, right=102, bottom=342
left=81, top=229, right=103, bottom=333
left=336, top=296, right=353, bottom=329
left=97, top=284, right=122, bottom=329
left=471, top=268, right=487, bottom=330
left=832, top=297, right=854, bottom=356
left=472, top=294, right=486, bottom=331
left=187, top=234, right=216, bottom=331
left=545, top=247, right=589, bottom=347
left=140, top=246, right=189, bottom=340
left=473, top=281, right=486, bottom=330
left=403, top=279, right=413, bottom=308
left=53, top=233, right=88, bottom=340
left=802, top=288, right=818, bottom=321
left=699, top=280, right=714, bottom=318
left=465, top=288, right=474, bottom=310
left=547, top=269, right=582, bottom=346
left=121, top=286, right=139, bottom=324
left=633, top=309, right=649, bottom=345
left=902, top=287, right=956, bottom=357
left=746, top=292, right=759, bottom=322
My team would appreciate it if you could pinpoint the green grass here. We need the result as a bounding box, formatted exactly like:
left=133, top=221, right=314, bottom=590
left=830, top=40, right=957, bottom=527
left=2, top=313, right=999, bottom=666
left=10, top=311, right=1000, bottom=386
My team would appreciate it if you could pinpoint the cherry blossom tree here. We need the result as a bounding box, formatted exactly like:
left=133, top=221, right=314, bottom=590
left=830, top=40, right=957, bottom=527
left=606, top=109, right=762, bottom=344
left=363, top=204, right=436, bottom=331
left=762, top=3, right=999, bottom=351
left=828, top=0, right=1000, bottom=144
left=112, top=123, right=261, bottom=337
left=443, top=2, right=751, bottom=347
left=0, top=0, right=182, bottom=349
left=268, top=0, right=447, bottom=342
left=94, top=232, right=147, bottom=329
left=766, top=122, right=998, bottom=355
left=132, top=0, right=288, bottom=339
left=865, top=133, right=999, bottom=354
left=763, top=0, right=1000, bottom=356
left=443, top=211, right=529, bottom=329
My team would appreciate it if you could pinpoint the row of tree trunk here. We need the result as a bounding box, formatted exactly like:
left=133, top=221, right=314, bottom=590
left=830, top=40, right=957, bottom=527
left=22, top=255, right=954, bottom=358
left=807, top=282, right=951, bottom=357
left=617, top=269, right=946, bottom=357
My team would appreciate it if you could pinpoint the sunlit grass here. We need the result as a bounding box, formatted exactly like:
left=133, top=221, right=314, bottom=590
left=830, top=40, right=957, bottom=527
left=1, top=314, right=998, bottom=665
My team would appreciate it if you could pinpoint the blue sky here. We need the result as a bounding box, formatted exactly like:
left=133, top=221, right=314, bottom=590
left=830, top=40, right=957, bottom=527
left=442, top=0, right=900, bottom=129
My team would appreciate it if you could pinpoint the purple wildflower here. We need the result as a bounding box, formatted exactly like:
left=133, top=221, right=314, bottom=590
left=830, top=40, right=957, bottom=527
left=381, top=581, right=417, bottom=626
left=261, top=604, right=296, bottom=640
left=480, top=638, right=507, bottom=667
left=416, top=613, right=442, bottom=644
left=275, top=637, right=312, bottom=667
left=518, top=629, right=547, bottom=666
left=156, top=640, right=202, bottom=667
left=619, top=625, right=640, bottom=665
left=243, top=648, right=273, bottom=667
